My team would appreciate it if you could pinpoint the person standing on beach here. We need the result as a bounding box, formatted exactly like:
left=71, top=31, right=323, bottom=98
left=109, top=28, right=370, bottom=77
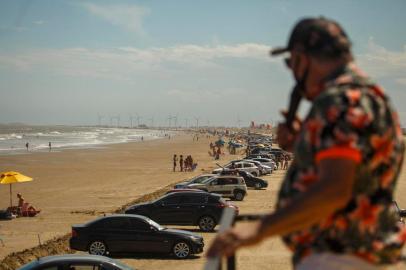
left=179, top=155, right=184, bottom=172
left=48, top=142, right=52, bottom=152
left=173, top=154, right=177, bottom=172
left=25, top=142, right=29, bottom=151
left=208, top=17, right=405, bottom=270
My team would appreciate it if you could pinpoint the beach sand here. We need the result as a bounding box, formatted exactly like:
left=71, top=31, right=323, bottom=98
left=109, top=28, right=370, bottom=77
left=1, top=132, right=406, bottom=270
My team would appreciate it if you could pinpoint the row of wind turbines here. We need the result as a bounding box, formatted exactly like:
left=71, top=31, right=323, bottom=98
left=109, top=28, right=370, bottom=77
left=97, top=114, right=202, bottom=129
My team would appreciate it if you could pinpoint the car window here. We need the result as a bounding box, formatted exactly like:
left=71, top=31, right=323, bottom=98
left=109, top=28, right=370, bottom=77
left=235, top=163, right=243, bottom=168
left=208, top=195, right=221, bottom=203
left=217, top=179, right=226, bottom=185
left=195, top=176, right=212, bottom=183
left=67, top=265, right=101, bottom=270
left=129, top=218, right=151, bottom=231
left=103, top=217, right=131, bottom=229
left=181, top=194, right=207, bottom=204
left=210, top=179, right=218, bottom=185
left=161, top=194, right=181, bottom=204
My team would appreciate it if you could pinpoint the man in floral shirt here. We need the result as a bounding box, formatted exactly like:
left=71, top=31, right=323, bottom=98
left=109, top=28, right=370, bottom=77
left=207, top=17, right=405, bottom=269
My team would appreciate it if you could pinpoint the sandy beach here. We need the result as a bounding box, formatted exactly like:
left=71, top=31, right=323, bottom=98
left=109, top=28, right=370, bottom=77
left=1, top=132, right=406, bottom=270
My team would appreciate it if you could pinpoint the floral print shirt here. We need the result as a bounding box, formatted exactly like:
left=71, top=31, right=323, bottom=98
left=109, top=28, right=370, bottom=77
left=277, top=64, right=405, bottom=265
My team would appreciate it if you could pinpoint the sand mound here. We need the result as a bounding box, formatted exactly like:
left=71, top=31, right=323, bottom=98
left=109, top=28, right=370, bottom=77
left=0, top=182, right=178, bottom=269
left=0, top=234, right=72, bottom=270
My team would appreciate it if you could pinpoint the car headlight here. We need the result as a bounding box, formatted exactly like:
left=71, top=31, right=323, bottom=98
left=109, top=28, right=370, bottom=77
left=190, top=236, right=202, bottom=242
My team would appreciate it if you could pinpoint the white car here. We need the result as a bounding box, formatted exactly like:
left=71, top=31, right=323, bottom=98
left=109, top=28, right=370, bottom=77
left=250, top=158, right=276, bottom=171
left=212, top=161, right=260, bottom=176
left=174, top=174, right=215, bottom=189
left=187, top=175, right=248, bottom=201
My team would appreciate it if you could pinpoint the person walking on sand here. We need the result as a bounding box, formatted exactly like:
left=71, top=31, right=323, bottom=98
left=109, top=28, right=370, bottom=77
left=25, top=142, right=29, bottom=151
left=173, top=154, right=177, bottom=172
left=208, top=17, right=405, bottom=270
left=48, top=142, right=52, bottom=152
left=283, top=154, right=289, bottom=170
left=179, top=155, right=184, bottom=172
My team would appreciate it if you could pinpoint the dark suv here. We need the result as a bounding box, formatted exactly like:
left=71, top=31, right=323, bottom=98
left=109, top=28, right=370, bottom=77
left=125, top=191, right=238, bottom=232
left=219, top=169, right=268, bottom=189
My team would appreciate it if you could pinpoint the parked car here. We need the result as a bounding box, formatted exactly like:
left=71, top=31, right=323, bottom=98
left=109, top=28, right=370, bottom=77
left=174, top=174, right=215, bottom=189
left=186, top=175, right=247, bottom=201
left=17, top=255, right=134, bottom=270
left=166, top=188, right=206, bottom=194
left=212, top=161, right=260, bottom=176
left=220, top=159, right=272, bottom=175
left=125, top=191, right=238, bottom=231
left=219, top=170, right=268, bottom=189
left=246, top=153, right=275, bottom=161
left=244, top=157, right=276, bottom=171
left=70, top=214, right=204, bottom=259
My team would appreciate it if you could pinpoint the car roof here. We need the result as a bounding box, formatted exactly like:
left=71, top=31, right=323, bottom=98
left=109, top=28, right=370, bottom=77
left=35, top=254, right=118, bottom=264
left=166, top=189, right=207, bottom=194
left=87, top=214, right=150, bottom=224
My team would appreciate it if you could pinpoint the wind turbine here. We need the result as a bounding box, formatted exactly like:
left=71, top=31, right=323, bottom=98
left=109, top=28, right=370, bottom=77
left=135, top=114, right=142, bottom=128
left=129, top=114, right=134, bottom=128
left=148, top=117, right=154, bottom=128
left=173, top=114, right=178, bottom=130
left=237, top=115, right=242, bottom=128
left=116, top=115, right=121, bottom=127
left=97, top=113, right=104, bottom=126
left=167, top=115, right=172, bottom=129
left=194, top=117, right=200, bottom=130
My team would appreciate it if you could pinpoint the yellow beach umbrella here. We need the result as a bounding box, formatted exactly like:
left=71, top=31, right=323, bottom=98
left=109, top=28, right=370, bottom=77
left=0, top=171, right=33, bottom=208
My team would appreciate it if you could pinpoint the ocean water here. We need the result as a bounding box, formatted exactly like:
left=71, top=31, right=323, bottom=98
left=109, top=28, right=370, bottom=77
left=0, top=125, right=173, bottom=155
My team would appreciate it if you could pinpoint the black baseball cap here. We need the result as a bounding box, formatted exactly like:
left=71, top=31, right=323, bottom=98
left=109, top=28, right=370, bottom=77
left=271, top=17, right=351, bottom=57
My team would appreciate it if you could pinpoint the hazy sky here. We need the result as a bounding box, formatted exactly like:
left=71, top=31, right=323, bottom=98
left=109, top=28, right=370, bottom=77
left=1, top=0, right=406, bottom=127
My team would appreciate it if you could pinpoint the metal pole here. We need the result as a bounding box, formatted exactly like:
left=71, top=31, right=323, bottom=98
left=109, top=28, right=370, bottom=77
left=9, top=184, right=12, bottom=207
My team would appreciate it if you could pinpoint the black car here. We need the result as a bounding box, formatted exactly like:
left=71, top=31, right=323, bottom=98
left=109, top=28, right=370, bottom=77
left=18, top=255, right=134, bottom=270
left=219, top=169, right=268, bottom=189
left=125, top=192, right=238, bottom=232
left=70, top=214, right=204, bottom=259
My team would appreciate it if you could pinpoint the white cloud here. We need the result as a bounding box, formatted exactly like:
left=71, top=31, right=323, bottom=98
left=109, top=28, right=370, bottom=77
left=80, top=3, right=149, bottom=34
left=357, top=37, right=406, bottom=84
left=0, top=43, right=272, bottom=81
left=33, top=20, right=45, bottom=25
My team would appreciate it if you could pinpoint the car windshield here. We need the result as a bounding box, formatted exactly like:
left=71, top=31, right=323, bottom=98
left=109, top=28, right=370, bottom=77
left=201, top=176, right=216, bottom=184
left=193, top=176, right=211, bottom=183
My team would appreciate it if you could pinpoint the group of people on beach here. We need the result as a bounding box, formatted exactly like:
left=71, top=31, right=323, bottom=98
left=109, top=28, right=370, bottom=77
left=25, top=142, right=52, bottom=151
left=173, top=154, right=196, bottom=172
left=209, top=142, right=222, bottom=160
left=277, top=155, right=290, bottom=170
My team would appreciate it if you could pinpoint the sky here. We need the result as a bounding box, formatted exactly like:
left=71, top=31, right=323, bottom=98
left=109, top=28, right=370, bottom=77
left=0, top=0, right=406, bottom=127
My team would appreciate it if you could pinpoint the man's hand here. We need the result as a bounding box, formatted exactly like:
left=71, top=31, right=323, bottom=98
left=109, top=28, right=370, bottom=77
left=206, top=221, right=262, bottom=258
left=277, top=111, right=301, bottom=151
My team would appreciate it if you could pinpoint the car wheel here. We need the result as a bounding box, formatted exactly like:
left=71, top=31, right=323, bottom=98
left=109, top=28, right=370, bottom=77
left=254, top=182, right=262, bottom=190
left=88, top=240, right=108, bottom=256
left=234, top=191, right=245, bottom=201
left=173, top=241, right=191, bottom=259
left=198, top=215, right=216, bottom=232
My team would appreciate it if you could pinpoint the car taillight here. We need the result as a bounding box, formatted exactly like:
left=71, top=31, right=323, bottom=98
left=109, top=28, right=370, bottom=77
left=227, top=204, right=239, bottom=215
left=71, top=229, right=78, bottom=238
left=216, top=203, right=227, bottom=208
